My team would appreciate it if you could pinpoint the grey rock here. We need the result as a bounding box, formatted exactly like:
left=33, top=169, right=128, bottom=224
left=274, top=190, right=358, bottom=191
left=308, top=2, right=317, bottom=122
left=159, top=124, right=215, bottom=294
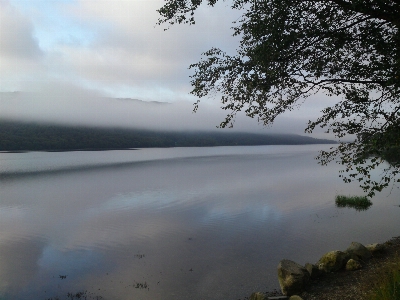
left=305, top=263, right=323, bottom=279
left=346, top=258, right=362, bottom=271
left=277, top=259, right=310, bottom=296
left=289, top=296, right=304, bottom=300
left=366, top=243, right=385, bottom=254
left=346, top=242, right=372, bottom=261
left=249, top=292, right=267, bottom=300
left=317, top=250, right=349, bottom=272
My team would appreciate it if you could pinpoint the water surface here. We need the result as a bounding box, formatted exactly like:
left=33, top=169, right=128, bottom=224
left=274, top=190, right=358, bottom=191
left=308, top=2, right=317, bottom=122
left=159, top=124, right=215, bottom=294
left=1, top=145, right=399, bottom=300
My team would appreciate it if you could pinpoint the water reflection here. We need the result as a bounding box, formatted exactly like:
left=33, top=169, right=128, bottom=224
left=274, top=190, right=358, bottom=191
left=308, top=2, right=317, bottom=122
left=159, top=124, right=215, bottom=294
left=0, top=145, right=399, bottom=300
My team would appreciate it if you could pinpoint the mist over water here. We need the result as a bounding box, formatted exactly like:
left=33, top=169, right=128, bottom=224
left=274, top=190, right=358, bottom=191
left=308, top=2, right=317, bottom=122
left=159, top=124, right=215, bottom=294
left=0, top=87, right=336, bottom=139
left=1, top=145, right=399, bottom=300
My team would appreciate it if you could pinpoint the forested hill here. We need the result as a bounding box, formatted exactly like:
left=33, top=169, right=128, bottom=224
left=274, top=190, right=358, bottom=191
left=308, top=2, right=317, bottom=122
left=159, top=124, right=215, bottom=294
left=0, top=120, right=336, bottom=151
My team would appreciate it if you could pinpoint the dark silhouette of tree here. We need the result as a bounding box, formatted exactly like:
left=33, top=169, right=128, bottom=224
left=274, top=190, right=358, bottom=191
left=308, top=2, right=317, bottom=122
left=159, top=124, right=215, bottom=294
left=158, top=0, right=400, bottom=196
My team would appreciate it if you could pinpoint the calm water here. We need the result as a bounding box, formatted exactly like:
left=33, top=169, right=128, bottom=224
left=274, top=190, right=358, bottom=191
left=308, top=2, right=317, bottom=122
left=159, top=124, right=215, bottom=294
left=1, top=145, right=399, bottom=300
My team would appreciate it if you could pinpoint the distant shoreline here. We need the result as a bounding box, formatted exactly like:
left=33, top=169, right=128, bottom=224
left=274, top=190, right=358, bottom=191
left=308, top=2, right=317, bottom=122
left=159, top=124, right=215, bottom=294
left=0, top=120, right=337, bottom=152
left=0, top=144, right=338, bottom=154
left=45, top=147, right=139, bottom=152
left=0, top=148, right=139, bottom=153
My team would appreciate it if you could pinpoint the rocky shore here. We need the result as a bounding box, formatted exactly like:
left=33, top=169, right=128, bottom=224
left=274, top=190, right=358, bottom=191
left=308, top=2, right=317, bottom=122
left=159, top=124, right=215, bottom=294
left=249, top=236, right=400, bottom=300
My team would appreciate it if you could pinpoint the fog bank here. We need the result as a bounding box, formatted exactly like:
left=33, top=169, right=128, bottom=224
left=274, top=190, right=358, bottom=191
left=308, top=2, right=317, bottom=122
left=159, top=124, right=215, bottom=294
left=0, top=83, right=337, bottom=139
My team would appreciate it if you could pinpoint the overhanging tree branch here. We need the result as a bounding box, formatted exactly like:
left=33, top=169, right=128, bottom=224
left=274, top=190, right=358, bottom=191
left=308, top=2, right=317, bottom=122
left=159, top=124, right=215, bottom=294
left=158, top=0, right=400, bottom=197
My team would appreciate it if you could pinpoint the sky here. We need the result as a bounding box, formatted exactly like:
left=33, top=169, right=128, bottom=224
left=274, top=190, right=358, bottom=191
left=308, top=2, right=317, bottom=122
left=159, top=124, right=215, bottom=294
left=0, top=0, right=338, bottom=137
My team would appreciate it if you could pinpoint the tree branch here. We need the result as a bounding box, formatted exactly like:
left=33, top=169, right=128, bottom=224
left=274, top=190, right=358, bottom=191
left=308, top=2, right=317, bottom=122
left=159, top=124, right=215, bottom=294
left=307, top=78, right=386, bottom=85
left=327, top=0, right=400, bottom=24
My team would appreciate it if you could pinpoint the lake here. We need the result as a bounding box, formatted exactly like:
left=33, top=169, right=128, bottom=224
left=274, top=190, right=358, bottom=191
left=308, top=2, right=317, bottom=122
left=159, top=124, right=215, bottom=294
left=0, top=145, right=399, bottom=300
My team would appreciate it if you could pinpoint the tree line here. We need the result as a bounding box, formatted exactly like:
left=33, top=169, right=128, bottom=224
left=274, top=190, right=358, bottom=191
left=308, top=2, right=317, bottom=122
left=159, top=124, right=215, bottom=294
left=0, top=120, right=335, bottom=151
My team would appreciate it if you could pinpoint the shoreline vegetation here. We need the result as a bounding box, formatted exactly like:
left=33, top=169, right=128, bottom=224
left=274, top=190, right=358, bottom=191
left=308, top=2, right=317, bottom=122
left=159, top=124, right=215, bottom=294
left=335, top=195, right=373, bottom=211
left=0, top=120, right=336, bottom=152
left=256, top=236, right=400, bottom=300
left=368, top=253, right=400, bottom=300
left=300, top=236, right=400, bottom=300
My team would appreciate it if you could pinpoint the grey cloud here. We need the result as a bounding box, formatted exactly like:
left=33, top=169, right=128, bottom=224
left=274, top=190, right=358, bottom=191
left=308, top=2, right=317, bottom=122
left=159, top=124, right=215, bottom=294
left=57, top=1, right=241, bottom=94
left=0, top=1, right=337, bottom=140
left=0, top=1, right=43, bottom=59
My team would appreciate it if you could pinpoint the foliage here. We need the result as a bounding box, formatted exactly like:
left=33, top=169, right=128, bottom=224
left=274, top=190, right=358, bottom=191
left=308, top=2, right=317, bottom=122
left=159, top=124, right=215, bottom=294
left=335, top=194, right=372, bottom=211
left=157, top=0, right=400, bottom=197
left=367, top=256, right=400, bottom=300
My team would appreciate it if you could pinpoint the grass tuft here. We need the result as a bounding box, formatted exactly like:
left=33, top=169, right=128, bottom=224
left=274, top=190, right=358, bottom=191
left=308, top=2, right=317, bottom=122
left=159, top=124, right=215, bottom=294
left=367, top=257, right=400, bottom=300
left=335, top=195, right=372, bottom=211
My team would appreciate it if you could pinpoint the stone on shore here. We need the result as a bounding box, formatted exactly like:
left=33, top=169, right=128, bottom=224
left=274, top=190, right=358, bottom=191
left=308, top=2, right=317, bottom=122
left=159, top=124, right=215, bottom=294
left=366, top=243, right=385, bottom=254
left=346, top=258, right=362, bottom=271
left=305, top=263, right=323, bottom=279
left=317, top=250, right=348, bottom=272
left=346, top=242, right=372, bottom=261
left=277, top=259, right=310, bottom=296
left=289, top=296, right=304, bottom=300
left=249, top=292, right=267, bottom=300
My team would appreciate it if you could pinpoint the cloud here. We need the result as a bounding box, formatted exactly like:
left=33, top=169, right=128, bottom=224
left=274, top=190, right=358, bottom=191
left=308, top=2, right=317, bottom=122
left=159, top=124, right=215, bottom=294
left=0, top=0, right=46, bottom=91
left=0, top=0, right=42, bottom=59
left=52, top=0, right=242, bottom=98
left=1, top=0, right=242, bottom=99
left=0, top=1, right=339, bottom=139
